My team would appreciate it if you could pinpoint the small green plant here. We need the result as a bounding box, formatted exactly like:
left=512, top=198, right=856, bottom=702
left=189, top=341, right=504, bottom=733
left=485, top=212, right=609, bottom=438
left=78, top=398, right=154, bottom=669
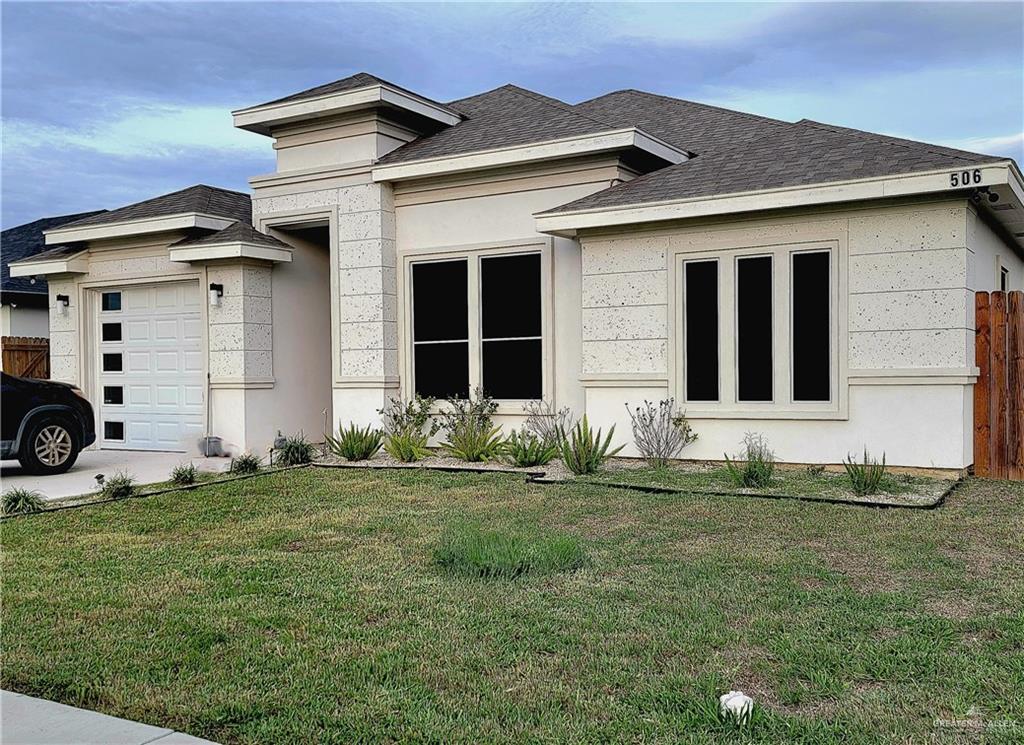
left=434, top=522, right=586, bottom=579
left=440, top=388, right=503, bottom=462
left=230, top=452, right=263, bottom=475
left=844, top=448, right=887, bottom=496
left=805, top=464, right=826, bottom=478
left=100, top=471, right=137, bottom=499
left=723, top=433, right=776, bottom=488
left=169, top=462, right=198, bottom=485
left=2, top=487, right=45, bottom=516
left=558, top=415, right=624, bottom=475
left=276, top=432, right=316, bottom=466
left=384, top=430, right=432, bottom=462
left=503, top=429, right=558, bottom=467
left=326, top=423, right=383, bottom=461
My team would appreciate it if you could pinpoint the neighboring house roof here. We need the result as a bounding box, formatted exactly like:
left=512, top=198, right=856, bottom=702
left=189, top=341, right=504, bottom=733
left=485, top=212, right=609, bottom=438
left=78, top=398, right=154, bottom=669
left=170, top=220, right=291, bottom=249
left=376, top=84, right=626, bottom=165
left=1, top=211, right=105, bottom=297
left=57, top=184, right=251, bottom=230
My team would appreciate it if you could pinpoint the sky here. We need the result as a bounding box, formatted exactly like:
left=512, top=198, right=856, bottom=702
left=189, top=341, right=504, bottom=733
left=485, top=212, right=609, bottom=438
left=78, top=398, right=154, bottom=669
left=2, top=1, right=1022, bottom=229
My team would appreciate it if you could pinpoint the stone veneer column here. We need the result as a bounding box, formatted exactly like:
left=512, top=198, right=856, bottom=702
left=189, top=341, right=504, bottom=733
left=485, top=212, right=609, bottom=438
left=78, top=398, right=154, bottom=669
left=206, top=263, right=273, bottom=453
left=333, top=180, right=399, bottom=428
left=47, top=278, right=79, bottom=385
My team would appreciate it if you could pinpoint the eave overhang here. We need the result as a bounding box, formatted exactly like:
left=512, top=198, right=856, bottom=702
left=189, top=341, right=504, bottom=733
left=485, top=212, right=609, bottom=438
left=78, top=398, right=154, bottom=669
left=9, top=250, right=89, bottom=278
left=534, top=160, right=1024, bottom=247
left=168, top=241, right=293, bottom=264
left=233, top=83, right=463, bottom=136
left=44, top=213, right=237, bottom=245
left=371, top=127, right=688, bottom=183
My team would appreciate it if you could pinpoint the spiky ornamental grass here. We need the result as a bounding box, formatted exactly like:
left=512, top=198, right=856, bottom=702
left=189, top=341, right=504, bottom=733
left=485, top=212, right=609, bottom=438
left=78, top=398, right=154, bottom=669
left=229, top=452, right=263, bottom=475
left=326, top=424, right=383, bottom=462
left=723, top=433, right=776, bottom=489
left=169, top=463, right=199, bottom=486
left=2, top=487, right=45, bottom=516
left=384, top=430, right=432, bottom=463
left=439, top=389, right=504, bottom=462
left=558, top=415, right=624, bottom=475
left=844, top=449, right=887, bottom=496
left=503, top=429, right=558, bottom=467
left=276, top=433, right=316, bottom=466
left=100, top=472, right=137, bottom=500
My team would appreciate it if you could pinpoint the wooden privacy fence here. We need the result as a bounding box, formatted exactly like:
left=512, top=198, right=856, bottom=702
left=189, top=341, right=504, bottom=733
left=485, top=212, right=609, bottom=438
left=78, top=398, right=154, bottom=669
left=974, top=291, right=1024, bottom=479
left=1, top=336, right=50, bottom=379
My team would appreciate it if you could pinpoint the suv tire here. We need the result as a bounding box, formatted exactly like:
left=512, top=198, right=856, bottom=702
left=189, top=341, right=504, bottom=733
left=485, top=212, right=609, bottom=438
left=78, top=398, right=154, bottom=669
left=19, top=416, right=81, bottom=475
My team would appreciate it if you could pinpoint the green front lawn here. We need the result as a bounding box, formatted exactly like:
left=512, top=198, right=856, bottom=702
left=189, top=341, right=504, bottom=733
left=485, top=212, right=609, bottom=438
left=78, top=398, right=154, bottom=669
left=2, top=469, right=1022, bottom=743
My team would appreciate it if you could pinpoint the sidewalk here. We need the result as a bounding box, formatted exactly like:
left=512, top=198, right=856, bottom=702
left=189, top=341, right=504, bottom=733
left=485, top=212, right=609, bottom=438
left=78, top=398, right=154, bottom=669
left=0, top=691, right=218, bottom=745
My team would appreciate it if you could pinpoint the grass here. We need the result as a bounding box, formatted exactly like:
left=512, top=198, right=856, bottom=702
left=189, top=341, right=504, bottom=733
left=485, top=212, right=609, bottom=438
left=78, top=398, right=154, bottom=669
left=2, top=469, right=1022, bottom=743
left=434, top=522, right=586, bottom=579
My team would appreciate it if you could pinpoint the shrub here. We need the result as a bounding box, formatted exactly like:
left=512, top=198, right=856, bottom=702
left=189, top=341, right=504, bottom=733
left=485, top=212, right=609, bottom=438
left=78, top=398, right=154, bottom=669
left=844, top=449, right=887, bottom=496
left=723, top=433, right=776, bottom=489
left=440, top=388, right=503, bottom=462
left=434, top=523, right=586, bottom=579
left=626, top=398, right=698, bottom=468
left=522, top=399, right=575, bottom=446
left=384, top=430, right=432, bottom=462
left=805, top=464, right=826, bottom=478
left=170, top=462, right=198, bottom=485
left=276, top=432, right=316, bottom=466
left=378, top=396, right=440, bottom=438
left=100, top=471, right=137, bottom=499
left=2, top=487, right=45, bottom=516
left=558, top=415, right=624, bottom=475
left=326, top=423, right=383, bottom=461
left=230, top=452, right=263, bottom=475
left=503, top=429, right=558, bottom=467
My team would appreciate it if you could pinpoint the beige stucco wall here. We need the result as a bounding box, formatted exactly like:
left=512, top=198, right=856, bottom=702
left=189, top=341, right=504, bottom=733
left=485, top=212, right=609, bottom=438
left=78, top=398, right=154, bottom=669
left=576, top=198, right=1004, bottom=468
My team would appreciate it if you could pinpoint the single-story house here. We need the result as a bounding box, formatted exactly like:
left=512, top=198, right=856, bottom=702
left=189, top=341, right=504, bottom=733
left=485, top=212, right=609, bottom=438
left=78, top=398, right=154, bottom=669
left=2, top=211, right=105, bottom=338
left=10, top=72, right=1024, bottom=468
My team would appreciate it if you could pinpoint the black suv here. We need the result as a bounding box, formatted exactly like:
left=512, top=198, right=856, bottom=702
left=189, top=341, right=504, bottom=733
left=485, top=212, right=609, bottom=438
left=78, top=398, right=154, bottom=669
left=1, top=372, right=96, bottom=474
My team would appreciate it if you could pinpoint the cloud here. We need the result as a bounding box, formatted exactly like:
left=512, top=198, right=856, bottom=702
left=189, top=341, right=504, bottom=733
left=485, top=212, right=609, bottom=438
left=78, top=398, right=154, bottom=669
left=941, top=132, right=1024, bottom=162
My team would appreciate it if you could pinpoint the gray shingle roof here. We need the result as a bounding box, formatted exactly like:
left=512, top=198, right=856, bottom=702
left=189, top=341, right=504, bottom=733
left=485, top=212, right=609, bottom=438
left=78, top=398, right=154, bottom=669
left=252, top=71, right=456, bottom=115
left=2, top=211, right=105, bottom=296
left=170, top=221, right=291, bottom=249
left=541, top=100, right=1005, bottom=214
left=57, top=185, right=251, bottom=230
left=376, top=84, right=621, bottom=165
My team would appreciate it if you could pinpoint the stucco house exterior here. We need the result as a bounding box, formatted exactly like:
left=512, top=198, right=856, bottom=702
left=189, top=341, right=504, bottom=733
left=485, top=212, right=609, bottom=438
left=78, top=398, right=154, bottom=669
left=10, top=72, right=1024, bottom=468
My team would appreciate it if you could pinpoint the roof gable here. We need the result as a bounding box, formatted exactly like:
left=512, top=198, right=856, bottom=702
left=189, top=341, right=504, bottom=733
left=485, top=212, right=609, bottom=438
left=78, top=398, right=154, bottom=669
left=58, top=184, right=251, bottom=230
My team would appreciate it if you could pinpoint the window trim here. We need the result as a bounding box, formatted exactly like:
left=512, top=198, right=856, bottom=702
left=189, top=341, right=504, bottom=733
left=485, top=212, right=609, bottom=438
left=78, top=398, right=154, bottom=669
left=400, top=239, right=553, bottom=413
left=670, top=238, right=848, bottom=420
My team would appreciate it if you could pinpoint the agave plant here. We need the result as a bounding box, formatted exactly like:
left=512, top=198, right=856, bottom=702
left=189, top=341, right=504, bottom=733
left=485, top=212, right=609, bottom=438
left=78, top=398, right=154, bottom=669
left=558, top=415, right=624, bottom=475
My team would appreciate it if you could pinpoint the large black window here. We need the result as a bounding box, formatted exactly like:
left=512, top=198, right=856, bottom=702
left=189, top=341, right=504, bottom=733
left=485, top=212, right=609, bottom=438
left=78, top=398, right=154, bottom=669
left=792, top=252, right=831, bottom=402
left=481, top=254, right=542, bottom=399
left=684, top=260, right=719, bottom=401
left=736, top=256, right=773, bottom=402
left=412, top=260, right=469, bottom=398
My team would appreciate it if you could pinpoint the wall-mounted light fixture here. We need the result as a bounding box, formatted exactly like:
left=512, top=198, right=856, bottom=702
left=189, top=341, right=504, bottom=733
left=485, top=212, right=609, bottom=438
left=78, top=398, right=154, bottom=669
left=55, top=293, right=70, bottom=316
left=208, top=283, right=224, bottom=308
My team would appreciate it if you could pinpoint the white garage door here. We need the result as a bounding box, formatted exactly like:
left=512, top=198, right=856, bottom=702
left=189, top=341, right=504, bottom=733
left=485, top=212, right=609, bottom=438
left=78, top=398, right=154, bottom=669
left=96, top=282, right=204, bottom=451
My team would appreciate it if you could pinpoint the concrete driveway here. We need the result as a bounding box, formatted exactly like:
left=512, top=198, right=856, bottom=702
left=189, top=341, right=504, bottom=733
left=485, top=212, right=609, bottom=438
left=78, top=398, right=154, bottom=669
left=1, top=449, right=231, bottom=501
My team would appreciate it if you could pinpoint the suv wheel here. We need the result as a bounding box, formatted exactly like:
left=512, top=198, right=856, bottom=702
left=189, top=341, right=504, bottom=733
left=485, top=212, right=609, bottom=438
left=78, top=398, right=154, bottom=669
left=19, top=417, right=81, bottom=475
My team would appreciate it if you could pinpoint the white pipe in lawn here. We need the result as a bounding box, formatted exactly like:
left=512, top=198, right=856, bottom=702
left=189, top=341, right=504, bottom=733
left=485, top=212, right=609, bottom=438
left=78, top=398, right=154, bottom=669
left=719, top=690, right=754, bottom=724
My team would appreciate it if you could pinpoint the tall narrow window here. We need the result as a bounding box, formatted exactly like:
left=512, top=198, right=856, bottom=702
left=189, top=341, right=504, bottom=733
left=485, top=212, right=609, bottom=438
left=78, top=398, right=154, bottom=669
left=684, top=260, right=719, bottom=401
left=412, top=260, right=469, bottom=398
left=736, top=256, right=773, bottom=402
left=481, top=254, right=542, bottom=399
left=792, top=251, right=831, bottom=402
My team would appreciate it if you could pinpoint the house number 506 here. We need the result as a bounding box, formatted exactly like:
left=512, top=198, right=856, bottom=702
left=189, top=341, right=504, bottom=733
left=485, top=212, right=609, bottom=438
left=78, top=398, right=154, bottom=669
left=950, top=169, right=982, bottom=187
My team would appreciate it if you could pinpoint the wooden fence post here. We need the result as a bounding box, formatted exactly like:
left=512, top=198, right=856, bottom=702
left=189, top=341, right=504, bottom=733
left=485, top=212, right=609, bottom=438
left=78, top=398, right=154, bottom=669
left=1008, top=291, right=1024, bottom=480
left=990, top=292, right=1009, bottom=479
left=974, top=293, right=991, bottom=477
